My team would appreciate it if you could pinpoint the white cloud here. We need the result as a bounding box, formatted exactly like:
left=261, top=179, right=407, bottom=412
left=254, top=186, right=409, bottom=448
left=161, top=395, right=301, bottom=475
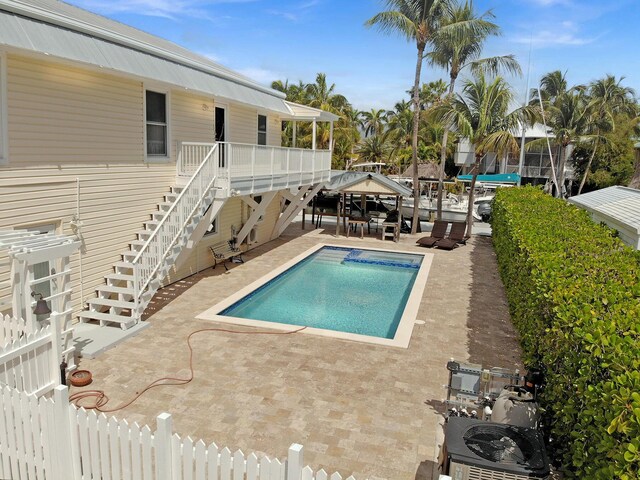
left=68, top=0, right=256, bottom=21
left=236, top=67, right=282, bottom=85
left=267, top=0, right=322, bottom=22
left=514, top=30, right=594, bottom=47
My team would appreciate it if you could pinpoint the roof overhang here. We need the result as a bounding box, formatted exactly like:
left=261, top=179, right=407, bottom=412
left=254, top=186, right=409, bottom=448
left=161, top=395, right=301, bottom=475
left=0, top=5, right=292, bottom=114
left=281, top=101, right=340, bottom=122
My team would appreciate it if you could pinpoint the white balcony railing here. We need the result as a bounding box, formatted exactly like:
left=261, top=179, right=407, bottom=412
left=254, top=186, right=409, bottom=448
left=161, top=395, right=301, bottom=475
left=177, top=141, right=331, bottom=195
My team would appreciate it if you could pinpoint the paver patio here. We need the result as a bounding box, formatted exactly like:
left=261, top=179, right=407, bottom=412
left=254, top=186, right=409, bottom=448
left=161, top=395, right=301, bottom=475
left=72, top=222, right=523, bottom=480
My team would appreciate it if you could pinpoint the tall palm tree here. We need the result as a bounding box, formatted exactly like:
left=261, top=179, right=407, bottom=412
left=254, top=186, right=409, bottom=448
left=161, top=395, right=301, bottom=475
left=438, top=74, right=535, bottom=236
left=366, top=0, right=450, bottom=234
left=531, top=71, right=589, bottom=197
left=427, top=0, right=521, bottom=219
left=578, top=75, right=636, bottom=194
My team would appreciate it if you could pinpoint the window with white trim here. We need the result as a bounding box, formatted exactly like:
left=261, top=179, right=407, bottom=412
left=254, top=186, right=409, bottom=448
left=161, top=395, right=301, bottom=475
left=145, top=90, right=168, bottom=157
left=257, top=114, right=267, bottom=146
left=0, top=53, right=7, bottom=165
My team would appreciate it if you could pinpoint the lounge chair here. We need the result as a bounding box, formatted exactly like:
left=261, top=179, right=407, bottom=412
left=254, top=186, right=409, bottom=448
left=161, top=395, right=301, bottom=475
left=435, top=221, right=468, bottom=250
left=416, top=220, right=450, bottom=248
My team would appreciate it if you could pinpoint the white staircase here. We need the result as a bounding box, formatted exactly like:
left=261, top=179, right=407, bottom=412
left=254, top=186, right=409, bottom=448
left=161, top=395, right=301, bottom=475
left=79, top=144, right=226, bottom=328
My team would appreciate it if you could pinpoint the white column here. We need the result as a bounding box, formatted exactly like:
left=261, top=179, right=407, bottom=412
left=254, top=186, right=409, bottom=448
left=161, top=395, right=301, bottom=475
left=312, top=120, right=317, bottom=150
left=292, top=121, right=297, bottom=148
left=329, top=122, right=334, bottom=153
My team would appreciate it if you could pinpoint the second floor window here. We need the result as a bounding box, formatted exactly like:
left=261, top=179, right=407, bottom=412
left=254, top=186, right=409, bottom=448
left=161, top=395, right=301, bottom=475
left=146, top=90, right=167, bottom=156
left=257, top=114, right=267, bottom=146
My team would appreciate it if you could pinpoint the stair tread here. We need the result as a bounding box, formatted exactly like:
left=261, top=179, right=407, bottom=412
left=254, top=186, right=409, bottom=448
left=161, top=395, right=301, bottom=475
left=106, top=273, right=134, bottom=281
left=79, top=311, right=133, bottom=323
left=97, top=285, right=134, bottom=295
left=113, top=261, right=134, bottom=268
left=88, top=298, right=134, bottom=309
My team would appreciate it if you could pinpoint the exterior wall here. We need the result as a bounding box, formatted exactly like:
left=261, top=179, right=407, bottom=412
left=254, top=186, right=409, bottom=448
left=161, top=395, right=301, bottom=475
left=589, top=212, right=640, bottom=250
left=0, top=51, right=287, bottom=319
left=267, top=115, right=281, bottom=147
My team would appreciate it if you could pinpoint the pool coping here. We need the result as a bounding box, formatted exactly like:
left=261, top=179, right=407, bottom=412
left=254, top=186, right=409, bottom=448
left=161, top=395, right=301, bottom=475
left=196, top=243, right=434, bottom=348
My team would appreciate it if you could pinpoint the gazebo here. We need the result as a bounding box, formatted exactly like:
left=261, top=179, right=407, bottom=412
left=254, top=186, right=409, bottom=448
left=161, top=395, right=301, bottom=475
left=312, top=171, right=412, bottom=241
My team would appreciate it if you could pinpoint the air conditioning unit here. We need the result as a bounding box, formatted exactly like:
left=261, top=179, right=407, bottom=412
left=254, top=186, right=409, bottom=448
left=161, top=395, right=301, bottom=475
left=443, top=417, right=550, bottom=480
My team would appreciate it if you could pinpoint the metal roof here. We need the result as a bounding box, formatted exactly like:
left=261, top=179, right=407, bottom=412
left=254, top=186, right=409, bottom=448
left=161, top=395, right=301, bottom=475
left=568, top=186, right=640, bottom=234
left=324, top=171, right=413, bottom=196
left=0, top=1, right=295, bottom=113
left=282, top=101, right=340, bottom=122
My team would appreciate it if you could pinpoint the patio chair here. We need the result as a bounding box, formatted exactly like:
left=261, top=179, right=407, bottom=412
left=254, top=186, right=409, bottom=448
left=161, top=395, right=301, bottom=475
left=434, top=221, right=469, bottom=250
left=416, top=220, right=449, bottom=248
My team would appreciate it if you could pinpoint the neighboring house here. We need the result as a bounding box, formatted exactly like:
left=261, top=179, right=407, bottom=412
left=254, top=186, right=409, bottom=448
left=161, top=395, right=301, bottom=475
left=454, top=124, right=573, bottom=187
left=568, top=186, right=640, bottom=249
left=0, top=0, right=337, bottom=333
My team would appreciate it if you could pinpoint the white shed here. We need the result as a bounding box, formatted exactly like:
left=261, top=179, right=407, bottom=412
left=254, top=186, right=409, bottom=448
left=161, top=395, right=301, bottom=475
left=568, top=186, right=640, bottom=249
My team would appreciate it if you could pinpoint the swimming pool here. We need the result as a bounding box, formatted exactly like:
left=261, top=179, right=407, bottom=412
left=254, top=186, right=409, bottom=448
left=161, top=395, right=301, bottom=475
left=198, top=244, right=433, bottom=348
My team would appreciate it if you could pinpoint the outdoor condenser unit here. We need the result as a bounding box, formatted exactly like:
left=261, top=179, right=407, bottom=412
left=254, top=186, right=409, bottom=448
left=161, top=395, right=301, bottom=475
left=443, top=417, right=551, bottom=480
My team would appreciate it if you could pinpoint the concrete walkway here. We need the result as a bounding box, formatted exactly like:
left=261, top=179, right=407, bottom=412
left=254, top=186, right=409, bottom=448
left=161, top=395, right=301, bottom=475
left=72, top=222, right=522, bottom=480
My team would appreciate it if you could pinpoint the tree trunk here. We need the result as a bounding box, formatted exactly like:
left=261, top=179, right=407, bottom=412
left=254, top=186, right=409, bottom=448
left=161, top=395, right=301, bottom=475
left=556, top=145, right=566, bottom=198
left=466, top=154, right=482, bottom=238
left=629, top=151, right=640, bottom=189
left=436, top=79, right=456, bottom=220
left=577, top=135, right=599, bottom=195
left=410, top=43, right=425, bottom=235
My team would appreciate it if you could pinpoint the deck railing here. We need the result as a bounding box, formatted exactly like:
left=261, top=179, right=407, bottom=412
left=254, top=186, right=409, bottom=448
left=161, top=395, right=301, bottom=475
left=177, top=142, right=331, bottom=195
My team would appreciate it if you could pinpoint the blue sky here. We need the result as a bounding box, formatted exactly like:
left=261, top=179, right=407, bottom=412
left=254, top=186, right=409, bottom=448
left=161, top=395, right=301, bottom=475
left=67, top=0, right=640, bottom=111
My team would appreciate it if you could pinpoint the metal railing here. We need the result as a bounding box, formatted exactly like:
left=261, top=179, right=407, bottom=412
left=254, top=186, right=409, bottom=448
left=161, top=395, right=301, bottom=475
left=133, top=144, right=219, bottom=314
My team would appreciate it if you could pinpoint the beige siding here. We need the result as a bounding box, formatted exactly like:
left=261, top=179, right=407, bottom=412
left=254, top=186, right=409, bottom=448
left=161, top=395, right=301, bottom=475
left=171, top=92, right=214, bottom=158
left=7, top=55, right=143, bottom=166
left=0, top=53, right=289, bottom=319
left=267, top=115, right=281, bottom=147
left=228, top=104, right=257, bottom=144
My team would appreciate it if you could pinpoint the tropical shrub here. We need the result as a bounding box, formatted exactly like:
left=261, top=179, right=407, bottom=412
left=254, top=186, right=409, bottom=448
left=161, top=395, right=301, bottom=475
left=491, top=186, right=640, bottom=479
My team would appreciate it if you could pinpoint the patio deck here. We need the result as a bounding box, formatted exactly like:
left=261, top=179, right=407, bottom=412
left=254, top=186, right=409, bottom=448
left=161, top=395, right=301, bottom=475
left=71, top=222, right=523, bottom=480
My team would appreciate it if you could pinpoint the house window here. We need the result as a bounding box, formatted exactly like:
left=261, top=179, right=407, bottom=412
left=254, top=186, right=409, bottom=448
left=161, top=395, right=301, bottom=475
left=257, top=114, right=267, bottom=146
left=0, top=52, right=7, bottom=165
left=146, top=90, right=168, bottom=157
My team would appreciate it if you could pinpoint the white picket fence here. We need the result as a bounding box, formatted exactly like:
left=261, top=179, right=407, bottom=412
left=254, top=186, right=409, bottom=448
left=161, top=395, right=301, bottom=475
left=0, top=384, right=355, bottom=480
left=0, top=313, right=33, bottom=347
left=0, top=317, right=59, bottom=397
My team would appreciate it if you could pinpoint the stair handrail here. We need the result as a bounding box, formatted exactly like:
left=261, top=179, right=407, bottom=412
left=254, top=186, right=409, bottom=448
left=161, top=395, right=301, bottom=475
left=132, top=143, right=220, bottom=307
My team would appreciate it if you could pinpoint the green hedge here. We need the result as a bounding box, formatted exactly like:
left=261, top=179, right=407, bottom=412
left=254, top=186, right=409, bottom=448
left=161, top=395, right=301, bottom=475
left=491, top=186, right=640, bottom=479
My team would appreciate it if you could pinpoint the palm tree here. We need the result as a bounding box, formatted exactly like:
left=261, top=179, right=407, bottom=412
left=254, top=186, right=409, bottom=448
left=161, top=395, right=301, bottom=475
left=356, top=133, right=393, bottom=164
left=305, top=73, right=349, bottom=114
left=361, top=108, right=388, bottom=137
left=427, top=0, right=521, bottom=219
left=531, top=71, right=589, bottom=197
left=366, top=0, right=450, bottom=234
left=578, top=75, right=636, bottom=194
left=437, top=74, right=535, bottom=236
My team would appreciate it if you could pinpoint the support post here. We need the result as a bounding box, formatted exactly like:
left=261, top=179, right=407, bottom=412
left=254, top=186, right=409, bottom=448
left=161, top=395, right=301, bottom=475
left=52, top=386, right=80, bottom=480
left=335, top=196, right=340, bottom=237
left=155, top=413, right=173, bottom=480
left=329, top=122, right=334, bottom=153
left=312, top=120, right=317, bottom=151
left=287, top=444, right=304, bottom=480
left=49, top=312, right=63, bottom=386
left=292, top=121, right=297, bottom=148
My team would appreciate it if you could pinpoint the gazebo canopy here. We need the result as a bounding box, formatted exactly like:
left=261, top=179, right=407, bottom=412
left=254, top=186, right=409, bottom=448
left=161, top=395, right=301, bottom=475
left=324, top=171, right=412, bottom=196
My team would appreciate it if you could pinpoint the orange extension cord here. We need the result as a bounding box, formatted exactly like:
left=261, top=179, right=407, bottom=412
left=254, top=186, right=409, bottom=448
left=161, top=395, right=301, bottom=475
left=68, top=325, right=307, bottom=413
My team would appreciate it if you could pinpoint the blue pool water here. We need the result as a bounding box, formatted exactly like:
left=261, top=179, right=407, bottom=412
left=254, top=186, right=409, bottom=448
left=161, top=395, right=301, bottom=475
left=220, top=246, right=423, bottom=339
